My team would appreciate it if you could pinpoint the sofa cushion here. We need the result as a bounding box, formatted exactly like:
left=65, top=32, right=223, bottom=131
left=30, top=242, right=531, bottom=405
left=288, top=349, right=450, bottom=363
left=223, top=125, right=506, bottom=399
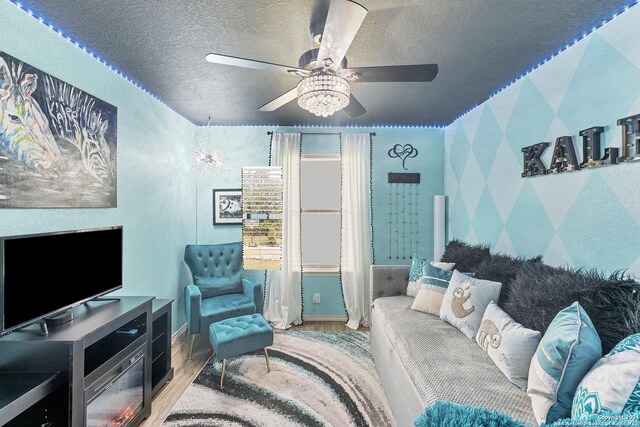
left=476, top=301, right=541, bottom=390
left=527, top=302, right=602, bottom=424
left=572, top=333, right=640, bottom=419
left=503, top=262, right=640, bottom=353
left=372, top=296, right=536, bottom=425
left=199, top=293, right=255, bottom=331
left=441, top=240, right=491, bottom=272
left=439, top=270, right=502, bottom=339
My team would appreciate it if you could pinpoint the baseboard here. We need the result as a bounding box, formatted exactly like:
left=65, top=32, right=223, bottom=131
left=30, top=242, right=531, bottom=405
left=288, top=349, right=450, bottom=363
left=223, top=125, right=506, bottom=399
left=304, top=315, right=348, bottom=322
left=172, top=323, right=187, bottom=344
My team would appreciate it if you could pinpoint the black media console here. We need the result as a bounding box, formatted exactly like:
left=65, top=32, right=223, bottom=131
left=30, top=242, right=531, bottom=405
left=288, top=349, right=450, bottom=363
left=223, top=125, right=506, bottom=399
left=151, top=298, right=174, bottom=397
left=0, top=296, right=155, bottom=426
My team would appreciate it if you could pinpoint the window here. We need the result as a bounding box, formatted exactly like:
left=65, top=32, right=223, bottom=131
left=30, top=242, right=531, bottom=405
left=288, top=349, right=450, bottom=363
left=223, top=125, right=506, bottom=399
left=301, top=154, right=341, bottom=274
left=241, top=167, right=283, bottom=270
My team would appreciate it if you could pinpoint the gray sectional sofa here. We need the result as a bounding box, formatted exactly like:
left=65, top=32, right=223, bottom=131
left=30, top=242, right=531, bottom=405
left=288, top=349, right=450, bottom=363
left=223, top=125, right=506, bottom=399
left=370, top=265, right=537, bottom=427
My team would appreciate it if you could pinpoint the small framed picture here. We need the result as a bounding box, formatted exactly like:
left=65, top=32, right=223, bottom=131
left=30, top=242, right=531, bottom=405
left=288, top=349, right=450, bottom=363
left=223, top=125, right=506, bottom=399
left=213, top=189, right=242, bottom=225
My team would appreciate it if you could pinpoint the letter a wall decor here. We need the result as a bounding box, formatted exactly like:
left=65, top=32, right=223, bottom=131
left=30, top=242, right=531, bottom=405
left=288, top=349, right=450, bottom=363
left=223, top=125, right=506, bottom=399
left=0, top=52, right=117, bottom=208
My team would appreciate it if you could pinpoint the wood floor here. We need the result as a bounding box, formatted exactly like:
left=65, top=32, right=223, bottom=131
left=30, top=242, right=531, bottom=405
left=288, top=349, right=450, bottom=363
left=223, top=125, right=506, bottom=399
left=141, top=321, right=367, bottom=427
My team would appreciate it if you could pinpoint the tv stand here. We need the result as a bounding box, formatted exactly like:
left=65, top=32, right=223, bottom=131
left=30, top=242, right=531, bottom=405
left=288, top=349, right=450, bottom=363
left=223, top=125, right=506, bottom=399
left=0, top=296, right=153, bottom=426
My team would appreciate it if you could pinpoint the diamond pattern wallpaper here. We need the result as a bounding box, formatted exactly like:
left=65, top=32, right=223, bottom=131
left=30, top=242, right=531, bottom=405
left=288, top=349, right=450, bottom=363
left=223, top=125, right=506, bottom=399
left=444, top=5, right=640, bottom=276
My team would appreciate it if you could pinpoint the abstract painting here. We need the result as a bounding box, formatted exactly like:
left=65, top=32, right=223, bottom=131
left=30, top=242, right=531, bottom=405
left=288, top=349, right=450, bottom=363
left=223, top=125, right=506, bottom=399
left=0, top=52, right=117, bottom=208
left=213, top=189, right=242, bottom=224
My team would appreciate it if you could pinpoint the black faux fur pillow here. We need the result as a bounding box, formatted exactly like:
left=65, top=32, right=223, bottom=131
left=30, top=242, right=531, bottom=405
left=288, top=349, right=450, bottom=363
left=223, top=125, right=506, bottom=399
left=503, top=262, right=640, bottom=353
left=440, top=240, right=491, bottom=272
left=472, top=253, right=543, bottom=306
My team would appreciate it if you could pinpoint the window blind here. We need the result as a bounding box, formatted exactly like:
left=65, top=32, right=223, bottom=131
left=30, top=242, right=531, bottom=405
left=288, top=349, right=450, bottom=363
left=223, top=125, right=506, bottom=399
left=241, top=166, right=283, bottom=270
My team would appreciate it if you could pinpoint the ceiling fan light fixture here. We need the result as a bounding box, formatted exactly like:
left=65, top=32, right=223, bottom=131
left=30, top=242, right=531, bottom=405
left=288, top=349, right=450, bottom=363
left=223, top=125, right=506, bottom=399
left=296, top=72, right=350, bottom=117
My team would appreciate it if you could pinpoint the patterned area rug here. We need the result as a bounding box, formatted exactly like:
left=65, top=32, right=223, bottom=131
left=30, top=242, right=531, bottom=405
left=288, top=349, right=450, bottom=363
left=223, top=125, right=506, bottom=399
left=162, top=331, right=395, bottom=427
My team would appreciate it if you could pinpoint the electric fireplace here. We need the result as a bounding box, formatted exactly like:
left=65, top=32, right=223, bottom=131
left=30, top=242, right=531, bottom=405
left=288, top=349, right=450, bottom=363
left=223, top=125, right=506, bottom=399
left=85, top=345, right=146, bottom=427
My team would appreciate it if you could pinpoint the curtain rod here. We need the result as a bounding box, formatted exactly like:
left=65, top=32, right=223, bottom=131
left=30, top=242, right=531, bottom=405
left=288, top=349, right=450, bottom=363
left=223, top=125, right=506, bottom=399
left=266, top=131, right=376, bottom=136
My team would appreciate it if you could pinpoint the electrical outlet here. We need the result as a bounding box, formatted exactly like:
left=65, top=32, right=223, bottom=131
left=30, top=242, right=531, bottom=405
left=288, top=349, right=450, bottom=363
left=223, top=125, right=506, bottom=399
left=312, top=293, right=321, bottom=304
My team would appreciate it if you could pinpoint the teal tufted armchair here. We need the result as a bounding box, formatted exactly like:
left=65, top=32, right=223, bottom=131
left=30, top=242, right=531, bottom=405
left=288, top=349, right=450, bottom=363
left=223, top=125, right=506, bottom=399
left=184, top=242, right=264, bottom=359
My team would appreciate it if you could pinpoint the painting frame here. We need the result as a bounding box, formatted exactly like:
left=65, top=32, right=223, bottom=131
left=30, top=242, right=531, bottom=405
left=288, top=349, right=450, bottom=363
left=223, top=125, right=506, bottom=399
left=213, top=189, right=242, bottom=225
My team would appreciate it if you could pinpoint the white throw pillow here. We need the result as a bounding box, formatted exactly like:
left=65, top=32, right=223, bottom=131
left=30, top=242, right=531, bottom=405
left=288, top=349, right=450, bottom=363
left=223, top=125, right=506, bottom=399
left=572, top=333, right=640, bottom=419
left=475, top=301, right=541, bottom=390
left=439, top=270, right=502, bottom=339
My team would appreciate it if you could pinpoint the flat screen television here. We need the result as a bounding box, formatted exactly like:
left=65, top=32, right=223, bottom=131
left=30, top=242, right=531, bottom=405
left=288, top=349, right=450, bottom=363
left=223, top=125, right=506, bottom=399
left=0, top=226, right=123, bottom=334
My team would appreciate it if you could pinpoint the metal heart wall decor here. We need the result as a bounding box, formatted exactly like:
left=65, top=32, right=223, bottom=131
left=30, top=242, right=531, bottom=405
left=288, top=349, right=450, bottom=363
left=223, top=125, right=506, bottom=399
left=388, top=144, right=419, bottom=170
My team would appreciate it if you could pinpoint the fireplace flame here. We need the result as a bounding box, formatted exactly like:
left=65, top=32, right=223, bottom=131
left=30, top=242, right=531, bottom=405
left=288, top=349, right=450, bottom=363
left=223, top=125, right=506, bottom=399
left=109, top=404, right=136, bottom=426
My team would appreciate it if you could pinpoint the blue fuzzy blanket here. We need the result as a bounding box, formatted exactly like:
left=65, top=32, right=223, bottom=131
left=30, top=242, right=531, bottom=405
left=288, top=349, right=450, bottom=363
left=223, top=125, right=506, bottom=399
left=414, top=401, right=531, bottom=427
left=414, top=401, right=604, bottom=427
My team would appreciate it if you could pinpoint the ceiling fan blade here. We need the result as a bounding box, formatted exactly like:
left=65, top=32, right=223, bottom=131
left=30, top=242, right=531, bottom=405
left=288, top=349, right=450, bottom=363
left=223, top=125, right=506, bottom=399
left=205, top=53, right=307, bottom=76
left=342, top=64, right=439, bottom=82
left=343, top=94, right=366, bottom=118
left=258, top=87, right=298, bottom=112
left=316, top=0, right=368, bottom=72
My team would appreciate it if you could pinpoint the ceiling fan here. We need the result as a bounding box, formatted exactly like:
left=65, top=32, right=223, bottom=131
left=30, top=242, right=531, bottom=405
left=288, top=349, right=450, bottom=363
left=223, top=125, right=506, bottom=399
left=205, top=0, right=438, bottom=118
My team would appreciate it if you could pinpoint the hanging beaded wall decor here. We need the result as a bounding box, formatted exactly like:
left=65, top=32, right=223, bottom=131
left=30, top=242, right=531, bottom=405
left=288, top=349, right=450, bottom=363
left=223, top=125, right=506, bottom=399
left=388, top=173, right=421, bottom=260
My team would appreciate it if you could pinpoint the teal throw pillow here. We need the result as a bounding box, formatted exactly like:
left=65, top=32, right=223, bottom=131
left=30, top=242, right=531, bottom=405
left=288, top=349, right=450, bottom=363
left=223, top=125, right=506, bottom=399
left=195, top=272, right=242, bottom=298
left=572, top=333, right=640, bottom=419
left=422, top=262, right=454, bottom=288
left=610, top=333, right=640, bottom=356
left=527, top=302, right=602, bottom=424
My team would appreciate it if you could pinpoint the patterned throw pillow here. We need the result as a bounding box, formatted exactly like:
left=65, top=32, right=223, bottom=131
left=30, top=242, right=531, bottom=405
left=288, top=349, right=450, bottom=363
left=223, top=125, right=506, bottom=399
left=411, top=264, right=454, bottom=315
left=407, top=254, right=428, bottom=297
left=475, top=301, right=542, bottom=390
left=572, top=333, right=640, bottom=420
left=527, top=302, right=602, bottom=425
left=406, top=254, right=454, bottom=297
left=439, top=270, right=502, bottom=339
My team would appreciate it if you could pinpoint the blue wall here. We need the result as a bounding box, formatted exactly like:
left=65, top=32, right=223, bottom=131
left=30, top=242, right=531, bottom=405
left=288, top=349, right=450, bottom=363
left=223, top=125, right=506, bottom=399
left=444, top=5, right=640, bottom=276
left=0, top=1, right=196, bottom=332
left=195, top=126, right=444, bottom=317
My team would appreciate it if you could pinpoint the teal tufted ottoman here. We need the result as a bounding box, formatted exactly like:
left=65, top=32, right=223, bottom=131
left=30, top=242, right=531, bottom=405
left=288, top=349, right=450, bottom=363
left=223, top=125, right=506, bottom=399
left=209, top=313, right=274, bottom=388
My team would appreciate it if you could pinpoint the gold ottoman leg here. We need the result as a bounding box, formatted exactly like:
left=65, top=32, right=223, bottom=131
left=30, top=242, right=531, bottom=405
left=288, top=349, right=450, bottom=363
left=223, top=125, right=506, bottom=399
left=220, top=359, right=227, bottom=389
left=264, top=348, right=271, bottom=372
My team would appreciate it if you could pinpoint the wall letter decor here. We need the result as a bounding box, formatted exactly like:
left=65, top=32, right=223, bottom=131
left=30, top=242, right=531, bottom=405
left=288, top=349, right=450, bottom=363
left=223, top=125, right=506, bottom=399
left=617, top=113, right=640, bottom=163
left=548, top=136, right=580, bottom=173
left=579, top=126, right=618, bottom=168
left=0, top=52, right=117, bottom=208
left=521, top=143, right=549, bottom=177
left=521, top=111, right=640, bottom=178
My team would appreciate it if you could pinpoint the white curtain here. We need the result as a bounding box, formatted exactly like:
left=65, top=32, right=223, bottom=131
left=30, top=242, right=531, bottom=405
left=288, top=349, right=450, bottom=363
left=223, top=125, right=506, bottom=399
left=265, top=132, right=303, bottom=329
left=341, top=133, right=373, bottom=330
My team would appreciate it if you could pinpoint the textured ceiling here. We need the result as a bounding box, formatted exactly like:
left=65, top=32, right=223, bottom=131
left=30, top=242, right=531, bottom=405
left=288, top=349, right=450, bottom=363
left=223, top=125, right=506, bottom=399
left=17, top=0, right=632, bottom=126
